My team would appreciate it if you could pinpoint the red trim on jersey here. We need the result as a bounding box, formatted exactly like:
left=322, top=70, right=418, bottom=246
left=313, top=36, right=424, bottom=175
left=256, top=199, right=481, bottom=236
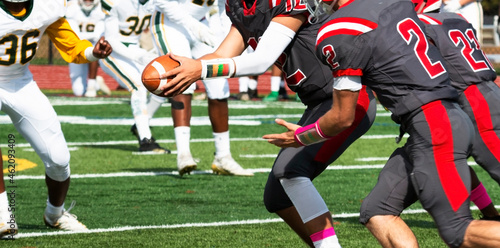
left=422, top=100, right=469, bottom=212
left=333, top=68, right=363, bottom=77
left=317, top=17, right=377, bottom=44
left=244, top=0, right=257, bottom=15
left=464, top=85, right=500, bottom=162
left=338, top=0, right=356, bottom=10
left=314, top=85, right=371, bottom=163
left=418, top=14, right=442, bottom=25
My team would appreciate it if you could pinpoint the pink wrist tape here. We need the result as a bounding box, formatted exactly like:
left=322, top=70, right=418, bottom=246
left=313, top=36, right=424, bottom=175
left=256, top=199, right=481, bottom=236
left=294, top=120, right=332, bottom=146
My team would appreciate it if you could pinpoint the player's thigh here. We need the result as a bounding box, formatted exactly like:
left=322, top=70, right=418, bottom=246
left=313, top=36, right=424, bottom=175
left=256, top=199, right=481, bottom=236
left=359, top=147, right=418, bottom=224
left=69, top=63, right=88, bottom=82
left=99, top=55, right=142, bottom=92
left=150, top=13, right=192, bottom=56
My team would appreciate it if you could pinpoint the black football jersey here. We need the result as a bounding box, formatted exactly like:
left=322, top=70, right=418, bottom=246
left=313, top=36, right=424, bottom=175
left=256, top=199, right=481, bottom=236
left=225, top=0, right=334, bottom=106
left=315, top=0, right=458, bottom=118
left=418, top=12, right=497, bottom=92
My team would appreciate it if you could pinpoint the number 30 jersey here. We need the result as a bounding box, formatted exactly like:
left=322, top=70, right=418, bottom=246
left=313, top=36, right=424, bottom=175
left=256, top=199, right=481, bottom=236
left=418, top=12, right=497, bottom=91
left=315, top=0, right=458, bottom=118
left=0, top=0, right=93, bottom=84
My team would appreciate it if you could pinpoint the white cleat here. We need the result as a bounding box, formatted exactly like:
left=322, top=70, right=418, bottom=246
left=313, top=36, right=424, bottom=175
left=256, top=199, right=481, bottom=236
left=84, top=87, right=97, bottom=98
left=211, top=155, right=254, bottom=176
left=177, top=153, right=197, bottom=176
left=43, top=201, right=88, bottom=232
left=96, top=76, right=111, bottom=96
left=0, top=218, right=17, bottom=239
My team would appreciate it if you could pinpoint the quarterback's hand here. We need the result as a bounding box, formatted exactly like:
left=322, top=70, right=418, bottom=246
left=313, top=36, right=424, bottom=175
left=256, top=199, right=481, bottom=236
left=159, top=53, right=202, bottom=97
left=442, top=0, right=461, bottom=12
left=92, top=37, right=112, bottom=58
left=185, top=19, right=217, bottom=47
left=262, top=119, right=302, bottom=148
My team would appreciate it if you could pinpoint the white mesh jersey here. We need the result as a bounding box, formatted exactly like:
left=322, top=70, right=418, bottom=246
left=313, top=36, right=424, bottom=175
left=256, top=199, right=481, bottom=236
left=101, top=0, right=154, bottom=45
left=0, top=0, right=67, bottom=84
left=66, top=1, right=105, bottom=44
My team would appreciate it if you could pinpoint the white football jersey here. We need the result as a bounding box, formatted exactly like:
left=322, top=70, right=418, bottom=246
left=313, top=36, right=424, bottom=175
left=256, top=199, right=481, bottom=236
left=101, top=0, right=155, bottom=44
left=66, top=0, right=105, bottom=43
left=0, top=0, right=67, bottom=84
left=154, top=0, right=217, bottom=21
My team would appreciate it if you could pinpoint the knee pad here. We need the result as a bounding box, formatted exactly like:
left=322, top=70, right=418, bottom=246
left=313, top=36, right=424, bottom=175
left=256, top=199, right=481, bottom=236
left=44, top=135, right=71, bottom=182
left=130, top=88, right=148, bottom=116
left=280, top=177, right=329, bottom=223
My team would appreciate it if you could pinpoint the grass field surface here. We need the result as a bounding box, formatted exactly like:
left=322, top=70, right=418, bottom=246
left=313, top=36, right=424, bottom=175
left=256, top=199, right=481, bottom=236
left=0, top=91, right=496, bottom=247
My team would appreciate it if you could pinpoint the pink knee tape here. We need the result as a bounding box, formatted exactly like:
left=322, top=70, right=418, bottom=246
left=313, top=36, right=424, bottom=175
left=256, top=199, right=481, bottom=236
left=310, top=227, right=336, bottom=242
left=470, top=183, right=492, bottom=210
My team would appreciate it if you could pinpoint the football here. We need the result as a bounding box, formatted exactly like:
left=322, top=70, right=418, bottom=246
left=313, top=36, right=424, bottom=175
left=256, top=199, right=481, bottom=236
left=141, top=55, right=180, bottom=96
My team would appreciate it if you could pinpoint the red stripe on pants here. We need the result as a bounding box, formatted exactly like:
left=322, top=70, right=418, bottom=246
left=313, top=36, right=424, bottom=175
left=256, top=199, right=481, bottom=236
left=422, top=101, right=468, bottom=212
left=464, top=85, right=500, bottom=162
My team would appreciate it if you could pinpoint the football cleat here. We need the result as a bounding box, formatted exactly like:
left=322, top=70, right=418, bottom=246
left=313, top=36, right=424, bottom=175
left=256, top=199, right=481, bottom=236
left=263, top=91, right=279, bottom=102
left=0, top=218, right=17, bottom=239
left=43, top=201, right=88, bottom=231
left=84, top=87, right=97, bottom=97
left=177, top=153, right=197, bottom=176
left=139, top=138, right=171, bottom=154
left=130, top=124, right=140, bottom=141
left=248, top=89, right=259, bottom=99
left=236, top=92, right=250, bottom=101
left=96, top=76, right=111, bottom=96
left=211, top=155, right=254, bottom=176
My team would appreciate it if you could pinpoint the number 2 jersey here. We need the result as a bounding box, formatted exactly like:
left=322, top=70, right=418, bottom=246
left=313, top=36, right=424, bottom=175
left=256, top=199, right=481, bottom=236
left=0, top=0, right=94, bottom=84
left=314, top=0, right=458, bottom=119
left=418, top=12, right=497, bottom=92
left=225, top=0, right=334, bottom=106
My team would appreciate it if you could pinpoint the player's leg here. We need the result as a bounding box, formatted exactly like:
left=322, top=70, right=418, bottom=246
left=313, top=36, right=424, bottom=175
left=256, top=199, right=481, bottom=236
left=99, top=56, right=169, bottom=153
left=469, top=167, right=500, bottom=220
left=360, top=147, right=420, bottom=247
left=86, top=60, right=110, bottom=96
left=69, top=63, right=87, bottom=97
left=237, top=76, right=250, bottom=100
left=0, top=81, right=86, bottom=231
left=204, top=78, right=253, bottom=176
left=150, top=12, right=197, bottom=174
left=263, top=65, right=283, bottom=102
left=407, top=100, right=500, bottom=247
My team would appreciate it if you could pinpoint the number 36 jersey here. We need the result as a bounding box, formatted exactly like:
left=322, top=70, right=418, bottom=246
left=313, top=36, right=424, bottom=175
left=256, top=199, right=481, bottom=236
left=315, top=0, right=458, bottom=118
left=0, top=1, right=66, bottom=83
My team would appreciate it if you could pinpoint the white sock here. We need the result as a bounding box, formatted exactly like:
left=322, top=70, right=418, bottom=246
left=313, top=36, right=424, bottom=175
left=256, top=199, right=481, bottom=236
left=147, top=94, right=165, bottom=119
left=213, top=131, right=230, bottom=158
left=0, top=191, right=10, bottom=220
left=174, top=126, right=191, bottom=155
left=87, top=79, right=96, bottom=90
left=270, top=76, right=281, bottom=92
left=135, top=114, right=152, bottom=140
left=45, top=200, right=64, bottom=220
left=248, top=79, right=258, bottom=90
left=239, top=77, right=249, bottom=92
left=313, top=234, right=341, bottom=248
left=280, top=79, right=286, bottom=88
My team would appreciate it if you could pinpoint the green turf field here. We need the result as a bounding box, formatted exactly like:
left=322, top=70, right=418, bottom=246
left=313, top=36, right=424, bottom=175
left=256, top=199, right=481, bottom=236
left=0, top=93, right=495, bottom=247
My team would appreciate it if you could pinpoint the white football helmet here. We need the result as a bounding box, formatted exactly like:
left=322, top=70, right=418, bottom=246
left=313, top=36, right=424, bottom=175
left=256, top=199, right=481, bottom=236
left=3, top=0, right=30, bottom=2
left=305, top=0, right=337, bottom=19
left=78, top=0, right=98, bottom=12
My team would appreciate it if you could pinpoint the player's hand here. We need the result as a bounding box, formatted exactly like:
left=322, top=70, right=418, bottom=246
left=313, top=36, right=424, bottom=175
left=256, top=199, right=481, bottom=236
left=159, top=53, right=202, bottom=97
left=92, top=37, right=112, bottom=58
left=262, top=119, right=302, bottom=148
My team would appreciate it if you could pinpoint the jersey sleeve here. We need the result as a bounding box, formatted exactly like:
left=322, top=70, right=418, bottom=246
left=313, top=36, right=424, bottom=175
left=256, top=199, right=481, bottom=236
left=45, top=17, right=94, bottom=64
left=315, top=17, right=374, bottom=77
